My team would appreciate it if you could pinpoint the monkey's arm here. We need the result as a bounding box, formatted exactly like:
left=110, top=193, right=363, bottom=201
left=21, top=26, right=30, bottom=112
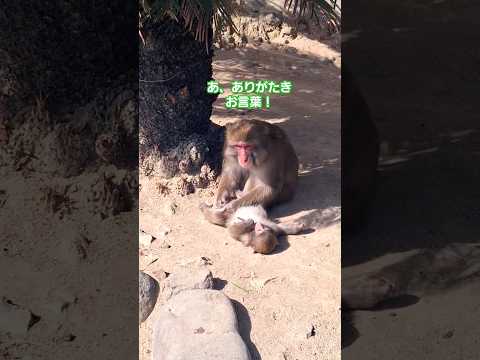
left=215, top=169, right=245, bottom=207
left=226, top=185, right=277, bottom=211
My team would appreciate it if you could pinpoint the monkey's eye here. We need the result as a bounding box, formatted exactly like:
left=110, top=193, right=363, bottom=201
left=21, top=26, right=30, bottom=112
left=234, top=144, right=254, bottom=151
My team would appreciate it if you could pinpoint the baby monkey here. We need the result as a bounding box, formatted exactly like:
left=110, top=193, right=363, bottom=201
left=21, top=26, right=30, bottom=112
left=200, top=200, right=304, bottom=254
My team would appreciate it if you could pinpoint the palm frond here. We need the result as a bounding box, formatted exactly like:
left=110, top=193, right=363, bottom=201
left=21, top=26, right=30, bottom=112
left=284, top=0, right=340, bottom=29
left=140, top=0, right=341, bottom=46
left=141, top=0, right=238, bottom=44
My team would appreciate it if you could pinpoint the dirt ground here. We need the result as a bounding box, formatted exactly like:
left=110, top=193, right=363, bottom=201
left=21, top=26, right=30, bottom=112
left=139, top=38, right=341, bottom=360
left=342, top=2, right=480, bottom=357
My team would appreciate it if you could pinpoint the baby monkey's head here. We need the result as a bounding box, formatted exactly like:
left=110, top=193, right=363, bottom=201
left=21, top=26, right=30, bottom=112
left=248, top=223, right=278, bottom=254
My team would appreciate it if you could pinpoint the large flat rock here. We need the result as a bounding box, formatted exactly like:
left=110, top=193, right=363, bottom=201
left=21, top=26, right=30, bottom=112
left=152, top=289, right=251, bottom=360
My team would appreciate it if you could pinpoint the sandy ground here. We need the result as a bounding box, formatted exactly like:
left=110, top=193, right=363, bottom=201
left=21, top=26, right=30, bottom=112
left=342, top=129, right=480, bottom=359
left=342, top=2, right=480, bottom=356
left=139, top=38, right=341, bottom=360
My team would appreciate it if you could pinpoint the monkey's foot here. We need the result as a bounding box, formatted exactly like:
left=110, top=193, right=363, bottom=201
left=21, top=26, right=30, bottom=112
left=281, top=222, right=305, bottom=235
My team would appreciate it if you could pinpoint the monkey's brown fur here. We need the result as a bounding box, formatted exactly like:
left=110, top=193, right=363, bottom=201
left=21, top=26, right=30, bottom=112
left=230, top=222, right=279, bottom=255
left=214, top=119, right=299, bottom=211
left=199, top=203, right=303, bottom=254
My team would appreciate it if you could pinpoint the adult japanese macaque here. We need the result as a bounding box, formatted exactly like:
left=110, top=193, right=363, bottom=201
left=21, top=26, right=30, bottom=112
left=213, top=119, right=299, bottom=211
left=199, top=202, right=304, bottom=254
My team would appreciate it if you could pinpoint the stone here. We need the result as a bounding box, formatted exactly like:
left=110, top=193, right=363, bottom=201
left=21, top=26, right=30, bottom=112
left=139, top=271, right=159, bottom=323
left=148, top=269, right=168, bottom=283
left=161, top=265, right=213, bottom=301
left=158, top=239, right=171, bottom=249
left=152, top=289, right=251, bottom=360
left=139, top=230, right=154, bottom=248
left=140, top=215, right=171, bottom=240
left=0, top=300, right=34, bottom=335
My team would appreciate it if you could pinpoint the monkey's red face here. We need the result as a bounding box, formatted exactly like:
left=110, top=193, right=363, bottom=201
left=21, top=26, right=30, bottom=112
left=234, top=143, right=254, bottom=169
left=255, top=222, right=273, bottom=235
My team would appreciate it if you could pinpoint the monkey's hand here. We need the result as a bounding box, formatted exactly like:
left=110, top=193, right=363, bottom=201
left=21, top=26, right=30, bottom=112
left=199, top=202, right=230, bottom=227
left=228, top=219, right=255, bottom=240
left=201, top=202, right=234, bottom=218
left=228, top=185, right=276, bottom=211
left=221, top=203, right=235, bottom=217
left=215, top=189, right=237, bottom=208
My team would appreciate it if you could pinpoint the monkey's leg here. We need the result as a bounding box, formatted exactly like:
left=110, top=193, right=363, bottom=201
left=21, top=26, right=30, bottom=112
left=276, top=222, right=305, bottom=235
left=255, top=218, right=304, bottom=235
left=199, top=203, right=229, bottom=227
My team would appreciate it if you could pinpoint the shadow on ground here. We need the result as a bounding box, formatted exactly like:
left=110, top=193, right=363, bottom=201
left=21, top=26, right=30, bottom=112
left=232, top=299, right=263, bottom=360
left=344, top=131, right=480, bottom=267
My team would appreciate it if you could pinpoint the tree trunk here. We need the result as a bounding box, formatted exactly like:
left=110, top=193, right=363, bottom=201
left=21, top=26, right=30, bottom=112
left=139, top=17, right=223, bottom=182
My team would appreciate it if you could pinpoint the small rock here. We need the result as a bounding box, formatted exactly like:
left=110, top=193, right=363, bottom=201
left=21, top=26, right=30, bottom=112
left=152, top=289, right=251, bottom=360
left=180, top=256, right=213, bottom=266
left=150, top=238, right=171, bottom=250
left=140, top=221, right=171, bottom=240
left=199, top=256, right=213, bottom=265
left=0, top=300, right=35, bottom=335
left=161, top=265, right=214, bottom=301
left=158, top=239, right=172, bottom=249
left=306, top=325, right=316, bottom=339
left=442, top=330, right=454, bottom=339
left=148, top=269, right=168, bottom=283
left=139, top=231, right=154, bottom=248
left=139, top=271, right=159, bottom=323
left=165, top=202, right=178, bottom=215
